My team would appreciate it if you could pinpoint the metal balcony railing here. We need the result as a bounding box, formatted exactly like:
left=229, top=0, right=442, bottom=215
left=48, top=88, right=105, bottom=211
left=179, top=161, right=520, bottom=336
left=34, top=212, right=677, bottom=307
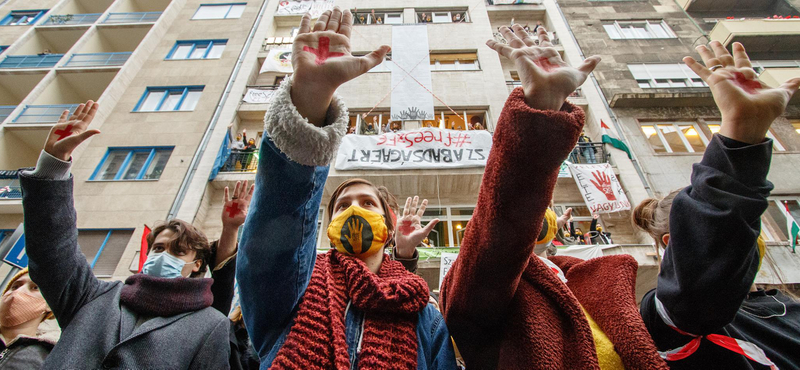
left=102, top=12, right=162, bottom=24
left=221, top=152, right=258, bottom=172
left=42, top=13, right=102, bottom=25
left=0, top=171, right=20, bottom=200
left=63, top=52, right=132, bottom=67
left=0, top=54, right=63, bottom=69
left=0, top=106, right=16, bottom=122
left=568, top=142, right=607, bottom=164
left=12, top=104, right=80, bottom=124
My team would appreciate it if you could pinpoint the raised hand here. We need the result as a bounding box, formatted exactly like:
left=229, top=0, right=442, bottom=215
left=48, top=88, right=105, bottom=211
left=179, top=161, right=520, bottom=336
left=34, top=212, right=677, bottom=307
left=45, top=101, right=100, bottom=161
left=291, top=7, right=390, bottom=125
left=557, top=207, right=573, bottom=230
left=222, top=180, right=255, bottom=229
left=685, top=41, right=800, bottom=144
left=344, top=219, right=363, bottom=252
left=395, top=196, right=440, bottom=258
left=487, top=25, right=600, bottom=111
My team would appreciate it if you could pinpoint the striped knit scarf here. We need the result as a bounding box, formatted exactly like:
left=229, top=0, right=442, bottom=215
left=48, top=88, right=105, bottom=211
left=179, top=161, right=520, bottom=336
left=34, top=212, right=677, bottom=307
left=270, top=250, right=429, bottom=370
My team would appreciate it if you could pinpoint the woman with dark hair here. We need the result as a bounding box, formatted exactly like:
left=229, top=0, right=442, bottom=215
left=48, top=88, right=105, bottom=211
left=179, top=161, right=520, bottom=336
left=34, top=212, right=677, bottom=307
left=631, top=42, right=800, bottom=369
left=236, top=8, right=456, bottom=369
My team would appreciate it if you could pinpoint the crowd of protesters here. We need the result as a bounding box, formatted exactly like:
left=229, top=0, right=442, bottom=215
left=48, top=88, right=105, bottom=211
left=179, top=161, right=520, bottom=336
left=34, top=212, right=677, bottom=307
left=9, top=7, right=800, bottom=369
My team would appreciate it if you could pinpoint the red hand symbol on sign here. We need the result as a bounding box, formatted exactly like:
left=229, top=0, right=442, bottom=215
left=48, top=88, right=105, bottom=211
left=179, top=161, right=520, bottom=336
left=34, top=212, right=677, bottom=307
left=302, top=37, right=344, bottom=65
left=54, top=125, right=75, bottom=141
left=589, top=170, right=617, bottom=201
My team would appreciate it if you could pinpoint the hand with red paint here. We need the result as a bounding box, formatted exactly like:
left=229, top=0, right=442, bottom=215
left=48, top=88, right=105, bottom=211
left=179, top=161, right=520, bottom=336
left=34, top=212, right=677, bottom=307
left=685, top=41, right=800, bottom=144
left=486, top=25, right=600, bottom=111
left=291, top=7, right=391, bottom=126
left=44, top=101, right=100, bottom=161
left=590, top=171, right=616, bottom=201
left=221, top=180, right=255, bottom=229
left=395, top=196, right=440, bottom=259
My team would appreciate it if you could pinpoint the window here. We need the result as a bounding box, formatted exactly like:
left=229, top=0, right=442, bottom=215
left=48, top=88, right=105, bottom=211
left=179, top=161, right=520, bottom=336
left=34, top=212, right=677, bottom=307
left=419, top=206, right=474, bottom=247
left=1, top=10, right=47, bottom=26
left=430, top=52, right=480, bottom=71
left=553, top=205, right=599, bottom=236
left=790, top=119, right=800, bottom=135
left=706, top=122, right=786, bottom=151
left=629, top=64, right=708, bottom=89
left=752, top=60, right=800, bottom=74
left=135, top=86, right=204, bottom=112
left=640, top=122, right=709, bottom=153
left=192, top=3, right=245, bottom=20
left=0, top=170, right=20, bottom=199
left=78, top=229, right=134, bottom=277
left=417, top=10, right=468, bottom=23
left=167, top=40, right=227, bottom=60
left=91, top=147, right=173, bottom=181
left=353, top=10, right=403, bottom=25
left=603, top=20, right=675, bottom=39
left=422, top=110, right=487, bottom=131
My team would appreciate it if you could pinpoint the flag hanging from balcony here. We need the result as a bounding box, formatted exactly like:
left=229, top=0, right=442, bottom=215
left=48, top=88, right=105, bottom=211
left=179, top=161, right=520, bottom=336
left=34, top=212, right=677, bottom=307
left=600, top=120, right=631, bottom=159
left=390, top=25, right=435, bottom=121
left=780, top=201, right=799, bottom=253
left=209, top=128, right=231, bottom=181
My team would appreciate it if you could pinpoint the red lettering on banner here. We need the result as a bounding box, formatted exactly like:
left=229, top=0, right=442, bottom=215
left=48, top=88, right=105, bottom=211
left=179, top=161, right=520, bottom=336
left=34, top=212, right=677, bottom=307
left=375, top=129, right=475, bottom=149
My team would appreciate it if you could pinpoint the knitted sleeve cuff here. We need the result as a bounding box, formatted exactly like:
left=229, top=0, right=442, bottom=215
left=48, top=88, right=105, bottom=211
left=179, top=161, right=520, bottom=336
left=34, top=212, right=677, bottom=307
left=21, top=151, right=72, bottom=180
left=263, top=76, right=349, bottom=167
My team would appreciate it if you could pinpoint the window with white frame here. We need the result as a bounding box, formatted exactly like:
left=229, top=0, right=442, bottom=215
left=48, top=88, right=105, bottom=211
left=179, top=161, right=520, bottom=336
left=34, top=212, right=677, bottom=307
left=78, top=229, right=134, bottom=277
left=135, top=86, right=204, bottom=112
left=353, top=10, right=403, bottom=25
left=430, top=52, right=480, bottom=71
left=91, top=147, right=173, bottom=181
left=192, top=3, right=245, bottom=20
left=603, top=20, right=675, bottom=39
left=417, top=10, right=469, bottom=23
left=167, top=40, right=227, bottom=60
left=752, top=60, right=800, bottom=74
left=420, top=206, right=474, bottom=248
left=640, top=121, right=709, bottom=153
left=552, top=205, right=599, bottom=236
left=629, top=63, right=708, bottom=89
left=0, top=10, right=47, bottom=26
left=706, top=121, right=786, bottom=152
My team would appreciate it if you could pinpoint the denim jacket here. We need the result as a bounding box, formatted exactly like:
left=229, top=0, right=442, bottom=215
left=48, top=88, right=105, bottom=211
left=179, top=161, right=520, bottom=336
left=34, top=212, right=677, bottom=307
left=236, top=77, right=457, bottom=370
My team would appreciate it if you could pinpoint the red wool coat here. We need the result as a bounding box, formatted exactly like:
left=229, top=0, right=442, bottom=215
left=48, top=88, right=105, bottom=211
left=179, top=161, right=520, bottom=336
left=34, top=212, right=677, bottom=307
left=440, top=89, right=667, bottom=370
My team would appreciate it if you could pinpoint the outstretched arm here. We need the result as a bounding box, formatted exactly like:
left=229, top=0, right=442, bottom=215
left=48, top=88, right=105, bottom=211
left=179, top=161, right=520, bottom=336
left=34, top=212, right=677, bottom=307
left=235, top=8, right=389, bottom=360
left=20, top=102, right=106, bottom=328
left=441, top=25, right=599, bottom=344
left=646, top=42, right=800, bottom=335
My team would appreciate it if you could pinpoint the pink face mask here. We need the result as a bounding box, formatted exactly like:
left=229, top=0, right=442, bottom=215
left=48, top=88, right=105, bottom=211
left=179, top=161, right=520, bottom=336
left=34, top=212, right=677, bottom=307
left=0, top=287, right=48, bottom=327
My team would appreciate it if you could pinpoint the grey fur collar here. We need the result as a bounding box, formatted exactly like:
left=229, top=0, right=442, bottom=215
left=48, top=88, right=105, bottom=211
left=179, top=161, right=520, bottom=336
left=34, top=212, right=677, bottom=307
left=263, top=76, right=348, bottom=167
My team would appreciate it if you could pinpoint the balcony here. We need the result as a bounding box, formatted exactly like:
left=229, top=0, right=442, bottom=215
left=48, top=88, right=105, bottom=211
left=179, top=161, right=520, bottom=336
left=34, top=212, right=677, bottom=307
left=677, top=0, right=789, bottom=13
left=0, top=172, right=21, bottom=200
left=567, top=143, right=608, bottom=164
left=0, top=54, right=63, bottom=69
left=220, top=152, right=258, bottom=173
left=102, top=12, right=161, bottom=24
left=11, top=104, right=80, bottom=124
left=63, top=52, right=131, bottom=67
left=41, top=13, right=102, bottom=25
left=486, top=0, right=545, bottom=14
left=709, top=19, right=800, bottom=58
left=238, top=85, right=278, bottom=120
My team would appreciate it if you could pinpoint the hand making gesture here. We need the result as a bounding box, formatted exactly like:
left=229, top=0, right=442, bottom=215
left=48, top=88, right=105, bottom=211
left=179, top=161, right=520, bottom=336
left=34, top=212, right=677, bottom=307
left=291, top=7, right=390, bottom=125
left=685, top=41, right=800, bottom=144
left=45, top=101, right=100, bottom=161
left=395, top=196, right=440, bottom=258
left=222, top=180, right=255, bottom=229
left=487, top=25, right=600, bottom=111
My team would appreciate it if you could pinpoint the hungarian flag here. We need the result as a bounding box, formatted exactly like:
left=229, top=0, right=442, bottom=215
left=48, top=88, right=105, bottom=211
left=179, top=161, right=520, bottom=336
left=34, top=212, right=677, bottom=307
left=138, top=225, right=151, bottom=272
left=600, top=120, right=631, bottom=159
left=781, top=201, right=799, bottom=253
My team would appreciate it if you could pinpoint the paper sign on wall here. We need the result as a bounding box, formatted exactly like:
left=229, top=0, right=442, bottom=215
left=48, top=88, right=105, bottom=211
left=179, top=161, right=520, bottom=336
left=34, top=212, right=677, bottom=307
left=439, top=252, right=459, bottom=289
left=335, top=128, right=492, bottom=170
left=260, top=49, right=293, bottom=74
left=567, top=163, right=631, bottom=214
left=276, top=0, right=334, bottom=18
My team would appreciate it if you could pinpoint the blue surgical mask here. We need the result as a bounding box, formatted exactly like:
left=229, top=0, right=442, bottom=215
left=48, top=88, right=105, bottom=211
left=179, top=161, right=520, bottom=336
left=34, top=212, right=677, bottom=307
left=141, top=252, right=194, bottom=279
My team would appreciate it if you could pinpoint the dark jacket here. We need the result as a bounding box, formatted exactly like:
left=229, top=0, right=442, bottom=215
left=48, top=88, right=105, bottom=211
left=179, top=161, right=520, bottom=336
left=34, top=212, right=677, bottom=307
left=640, top=135, right=800, bottom=369
left=0, top=335, right=55, bottom=369
left=19, top=172, right=230, bottom=369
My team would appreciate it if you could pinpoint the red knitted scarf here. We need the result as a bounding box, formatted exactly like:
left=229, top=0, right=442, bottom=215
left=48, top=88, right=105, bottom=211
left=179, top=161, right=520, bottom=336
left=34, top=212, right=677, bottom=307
left=270, top=250, right=429, bottom=370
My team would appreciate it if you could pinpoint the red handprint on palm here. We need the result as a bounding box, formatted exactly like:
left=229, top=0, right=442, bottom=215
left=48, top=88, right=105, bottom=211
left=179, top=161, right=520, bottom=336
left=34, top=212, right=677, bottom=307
left=590, top=171, right=616, bottom=201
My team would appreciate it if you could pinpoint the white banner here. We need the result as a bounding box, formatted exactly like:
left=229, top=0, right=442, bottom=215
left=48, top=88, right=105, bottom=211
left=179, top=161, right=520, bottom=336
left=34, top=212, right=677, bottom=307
left=335, top=128, right=492, bottom=170
left=276, top=0, right=334, bottom=18
left=557, top=244, right=618, bottom=260
left=391, top=25, right=434, bottom=120
left=439, top=252, right=458, bottom=289
left=243, top=88, right=276, bottom=104
left=568, top=163, right=631, bottom=214
left=260, top=49, right=293, bottom=74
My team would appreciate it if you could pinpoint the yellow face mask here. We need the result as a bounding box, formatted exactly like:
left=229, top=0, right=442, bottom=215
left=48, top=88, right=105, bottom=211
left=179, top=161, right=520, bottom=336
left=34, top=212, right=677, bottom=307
left=327, top=205, right=389, bottom=257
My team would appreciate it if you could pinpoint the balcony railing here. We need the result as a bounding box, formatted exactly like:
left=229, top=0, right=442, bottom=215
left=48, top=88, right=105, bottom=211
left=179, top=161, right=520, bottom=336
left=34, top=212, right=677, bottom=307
left=493, top=31, right=559, bottom=45
left=0, top=171, right=20, bottom=200
left=63, top=52, right=132, bottom=67
left=568, top=142, right=607, bottom=164
left=0, top=54, right=63, bottom=69
left=41, top=13, right=102, bottom=25
left=102, top=12, right=161, bottom=24
left=221, top=152, right=258, bottom=173
left=487, top=0, right=543, bottom=4
left=12, top=104, right=80, bottom=124
left=0, top=106, right=16, bottom=122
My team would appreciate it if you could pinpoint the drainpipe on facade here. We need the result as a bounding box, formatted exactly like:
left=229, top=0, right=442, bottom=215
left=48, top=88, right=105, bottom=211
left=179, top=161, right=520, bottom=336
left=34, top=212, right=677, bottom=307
left=551, top=0, right=654, bottom=198
left=167, top=0, right=271, bottom=219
